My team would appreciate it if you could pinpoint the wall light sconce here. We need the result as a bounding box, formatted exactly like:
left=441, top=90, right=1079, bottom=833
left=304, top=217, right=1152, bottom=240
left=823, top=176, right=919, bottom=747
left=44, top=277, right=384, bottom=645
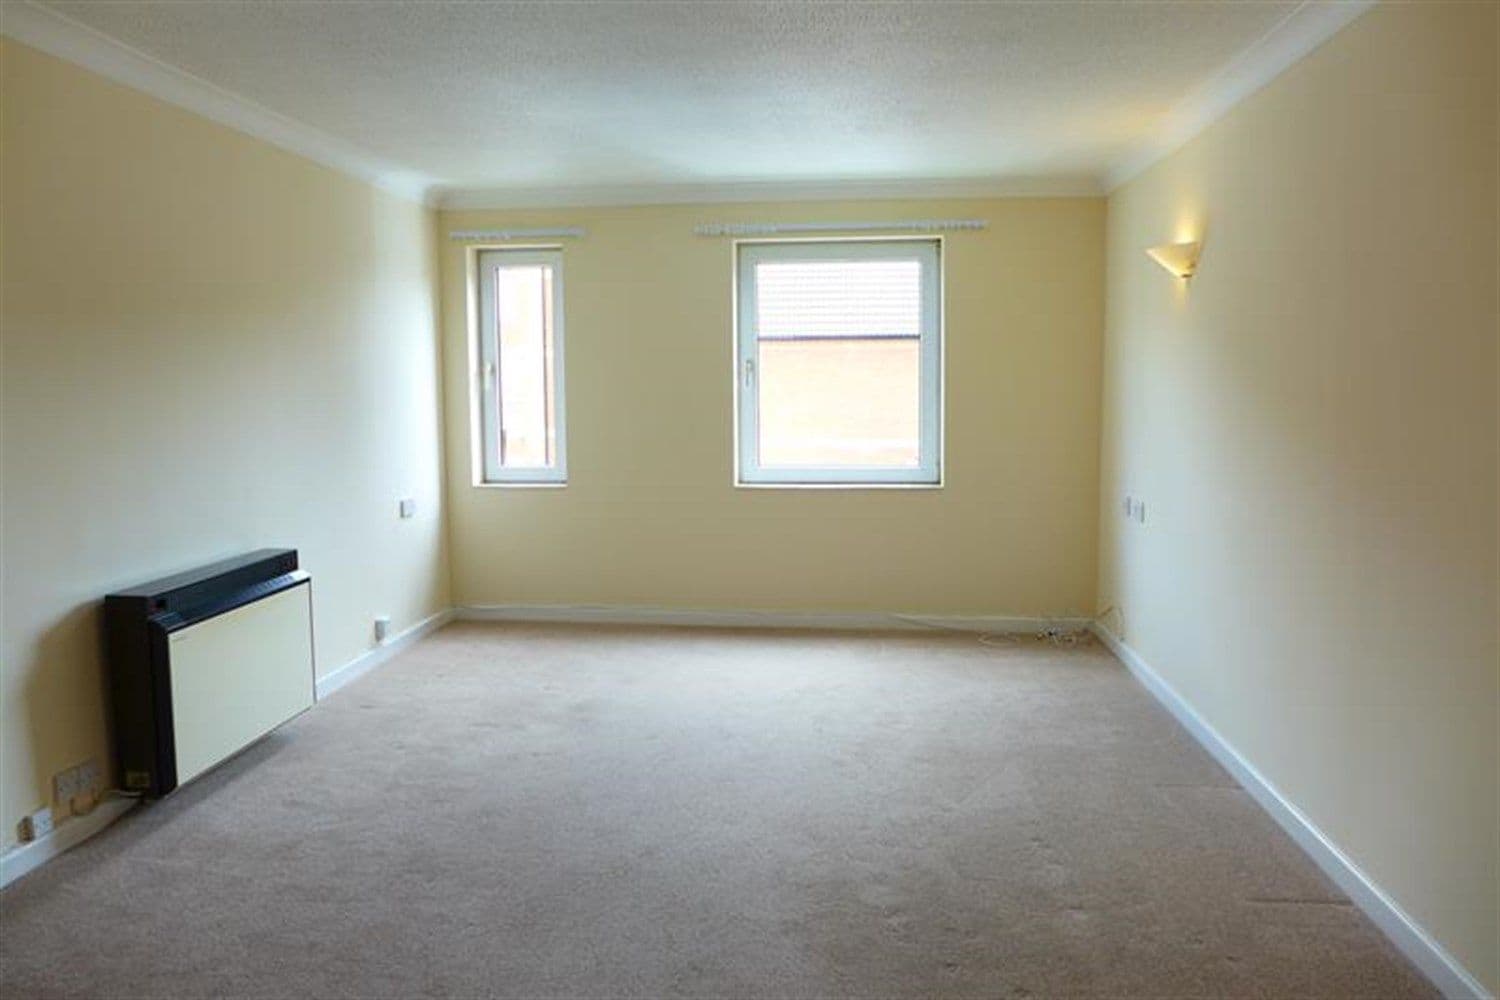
left=1145, top=240, right=1202, bottom=279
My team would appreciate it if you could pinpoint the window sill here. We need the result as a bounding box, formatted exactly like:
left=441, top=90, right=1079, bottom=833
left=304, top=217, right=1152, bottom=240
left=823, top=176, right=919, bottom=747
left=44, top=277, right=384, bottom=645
left=734, top=481, right=944, bottom=491
left=473, top=481, right=568, bottom=489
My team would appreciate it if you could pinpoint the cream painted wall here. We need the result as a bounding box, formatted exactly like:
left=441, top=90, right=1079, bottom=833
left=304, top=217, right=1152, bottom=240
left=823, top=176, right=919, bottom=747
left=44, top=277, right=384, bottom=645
left=0, top=40, right=450, bottom=849
left=1098, top=3, right=1497, bottom=992
left=12, top=10, right=1490, bottom=988
left=439, top=200, right=1103, bottom=617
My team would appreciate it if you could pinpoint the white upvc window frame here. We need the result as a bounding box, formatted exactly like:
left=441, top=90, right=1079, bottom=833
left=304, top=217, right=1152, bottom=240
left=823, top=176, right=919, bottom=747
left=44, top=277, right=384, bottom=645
left=734, top=238, right=943, bottom=487
left=475, top=247, right=568, bottom=485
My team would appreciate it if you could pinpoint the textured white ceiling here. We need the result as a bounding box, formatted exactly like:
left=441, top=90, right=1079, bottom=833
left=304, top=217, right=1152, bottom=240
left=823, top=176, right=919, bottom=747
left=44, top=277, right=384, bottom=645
left=37, top=1, right=1299, bottom=202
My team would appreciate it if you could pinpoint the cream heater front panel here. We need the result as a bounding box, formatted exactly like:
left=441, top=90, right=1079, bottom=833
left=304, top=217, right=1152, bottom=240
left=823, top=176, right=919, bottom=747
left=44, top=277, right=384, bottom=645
left=165, top=583, right=315, bottom=784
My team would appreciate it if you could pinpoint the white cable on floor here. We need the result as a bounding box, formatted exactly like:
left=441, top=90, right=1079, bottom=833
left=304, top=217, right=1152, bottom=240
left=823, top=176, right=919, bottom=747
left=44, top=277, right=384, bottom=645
left=886, top=614, right=1022, bottom=647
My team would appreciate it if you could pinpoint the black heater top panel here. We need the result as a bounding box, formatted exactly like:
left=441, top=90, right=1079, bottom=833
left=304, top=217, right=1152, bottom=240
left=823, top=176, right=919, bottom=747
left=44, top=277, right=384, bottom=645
left=107, top=549, right=300, bottom=623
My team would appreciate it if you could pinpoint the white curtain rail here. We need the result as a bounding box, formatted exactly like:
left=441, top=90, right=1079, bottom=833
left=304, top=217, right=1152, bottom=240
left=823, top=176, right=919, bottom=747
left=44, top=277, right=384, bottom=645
left=694, top=219, right=987, bottom=237
left=448, top=227, right=586, bottom=241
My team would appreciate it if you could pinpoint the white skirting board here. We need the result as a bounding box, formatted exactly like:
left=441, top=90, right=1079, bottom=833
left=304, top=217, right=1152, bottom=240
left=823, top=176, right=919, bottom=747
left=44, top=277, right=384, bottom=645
left=1089, top=623, right=1490, bottom=1000
left=314, top=608, right=456, bottom=700
left=459, top=604, right=1093, bottom=634
left=0, top=796, right=137, bottom=889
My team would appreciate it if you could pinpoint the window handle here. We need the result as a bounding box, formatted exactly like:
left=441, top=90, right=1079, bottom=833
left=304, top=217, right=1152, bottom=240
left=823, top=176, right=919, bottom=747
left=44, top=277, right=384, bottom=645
left=743, top=357, right=755, bottom=389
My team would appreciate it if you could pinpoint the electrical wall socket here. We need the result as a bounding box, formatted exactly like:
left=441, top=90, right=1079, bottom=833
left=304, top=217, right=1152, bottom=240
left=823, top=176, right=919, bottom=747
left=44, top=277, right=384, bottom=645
left=374, top=615, right=391, bottom=643
left=53, top=767, right=79, bottom=804
left=19, top=806, right=53, bottom=842
left=76, top=758, right=101, bottom=796
left=398, top=497, right=416, bottom=519
left=52, top=758, right=102, bottom=809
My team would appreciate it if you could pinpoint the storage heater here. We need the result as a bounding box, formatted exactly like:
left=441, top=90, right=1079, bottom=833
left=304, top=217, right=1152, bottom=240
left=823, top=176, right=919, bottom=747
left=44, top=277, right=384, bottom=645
left=105, top=549, right=315, bottom=797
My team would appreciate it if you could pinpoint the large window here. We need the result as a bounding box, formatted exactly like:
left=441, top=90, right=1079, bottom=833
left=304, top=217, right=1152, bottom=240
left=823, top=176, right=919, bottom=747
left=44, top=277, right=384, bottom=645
left=736, top=239, right=942, bottom=485
left=476, top=248, right=566, bottom=484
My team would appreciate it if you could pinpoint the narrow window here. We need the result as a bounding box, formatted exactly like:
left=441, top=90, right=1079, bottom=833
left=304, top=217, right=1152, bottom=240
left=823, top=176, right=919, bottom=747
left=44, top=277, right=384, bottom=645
left=476, top=249, right=567, bottom=484
left=736, top=239, right=942, bottom=485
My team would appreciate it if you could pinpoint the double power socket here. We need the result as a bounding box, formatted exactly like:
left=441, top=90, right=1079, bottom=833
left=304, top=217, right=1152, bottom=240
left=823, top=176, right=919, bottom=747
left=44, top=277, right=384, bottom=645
left=53, top=757, right=103, bottom=814
left=18, top=757, right=103, bottom=842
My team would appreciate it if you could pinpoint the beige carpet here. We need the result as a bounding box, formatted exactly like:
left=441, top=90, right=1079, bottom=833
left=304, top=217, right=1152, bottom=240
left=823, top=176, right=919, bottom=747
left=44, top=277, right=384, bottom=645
left=1, top=623, right=1431, bottom=998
